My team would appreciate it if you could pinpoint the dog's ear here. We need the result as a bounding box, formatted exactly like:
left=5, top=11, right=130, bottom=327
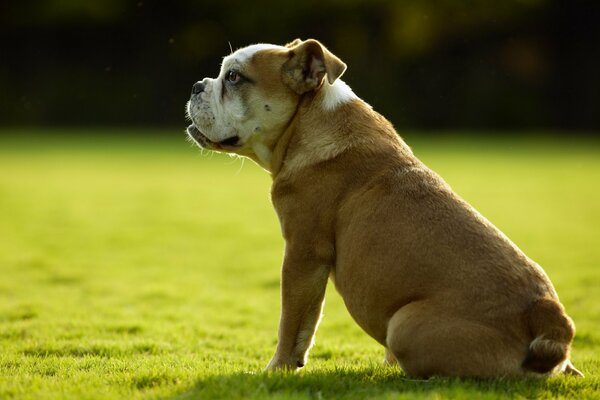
left=285, top=38, right=303, bottom=49
left=282, top=39, right=347, bottom=94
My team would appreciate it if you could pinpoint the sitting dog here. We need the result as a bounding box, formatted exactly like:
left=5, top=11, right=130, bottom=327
left=185, top=38, right=582, bottom=378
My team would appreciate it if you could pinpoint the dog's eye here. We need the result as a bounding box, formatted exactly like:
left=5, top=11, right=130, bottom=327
left=225, top=70, right=241, bottom=84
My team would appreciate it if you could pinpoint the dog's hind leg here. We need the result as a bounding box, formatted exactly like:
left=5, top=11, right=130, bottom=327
left=563, top=360, right=584, bottom=377
left=386, top=301, right=525, bottom=378
left=384, top=348, right=399, bottom=366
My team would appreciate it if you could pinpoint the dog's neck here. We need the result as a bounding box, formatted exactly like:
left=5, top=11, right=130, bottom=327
left=259, top=79, right=412, bottom=179
left=268, top=81, right=360, bottom=177
left=269, top=117, right=299, bottom=177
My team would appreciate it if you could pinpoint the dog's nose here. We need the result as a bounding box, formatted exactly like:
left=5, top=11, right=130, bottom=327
left=191, top=82, right=205, bottom=95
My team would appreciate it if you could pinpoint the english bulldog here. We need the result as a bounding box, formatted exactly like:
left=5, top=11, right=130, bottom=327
left=185, top=39, right=582, bottom=378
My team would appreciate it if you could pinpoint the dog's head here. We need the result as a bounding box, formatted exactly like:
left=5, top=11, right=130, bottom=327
left=185, top=39, right=348, bottom=169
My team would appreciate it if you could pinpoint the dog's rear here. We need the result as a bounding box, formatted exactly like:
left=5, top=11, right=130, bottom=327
left=523, top=298, right=583, bottom=376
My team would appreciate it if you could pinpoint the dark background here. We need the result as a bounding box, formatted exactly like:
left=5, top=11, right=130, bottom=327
left=1, top=0, right=598, bottom=132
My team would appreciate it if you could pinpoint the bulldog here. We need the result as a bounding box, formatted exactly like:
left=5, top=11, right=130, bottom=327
left=185, top=39, right=582, bottom=378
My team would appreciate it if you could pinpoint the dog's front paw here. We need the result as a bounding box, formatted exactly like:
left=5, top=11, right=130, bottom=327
left=265, top=356, right=304, bottom=372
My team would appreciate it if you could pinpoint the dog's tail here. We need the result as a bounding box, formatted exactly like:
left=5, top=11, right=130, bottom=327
left=522, top=297, right=578, bottom=375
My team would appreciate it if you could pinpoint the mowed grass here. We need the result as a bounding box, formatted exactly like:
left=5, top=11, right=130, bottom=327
left=0, top=129, right=599, bottom=399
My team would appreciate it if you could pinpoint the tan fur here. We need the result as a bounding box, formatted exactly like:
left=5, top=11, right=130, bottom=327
left=186, top=39, right=582, bottom=378
left=282, top=39, right=346, bottom=92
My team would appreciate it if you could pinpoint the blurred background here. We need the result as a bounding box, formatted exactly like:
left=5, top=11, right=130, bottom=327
left=1, top=0, right=598, bottom=132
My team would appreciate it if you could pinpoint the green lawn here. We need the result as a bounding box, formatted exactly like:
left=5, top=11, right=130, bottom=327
left=0, top=130, right=599, bottom=399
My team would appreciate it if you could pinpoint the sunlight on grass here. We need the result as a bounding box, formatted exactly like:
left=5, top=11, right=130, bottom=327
left=0, top=130, right=599, bottom=399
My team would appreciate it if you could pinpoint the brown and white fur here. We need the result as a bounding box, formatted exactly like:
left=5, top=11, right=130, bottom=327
left=185, top=39, right=583, bottom=378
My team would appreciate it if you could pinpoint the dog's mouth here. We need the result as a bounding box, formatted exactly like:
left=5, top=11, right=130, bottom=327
left=186, top=124, right=241, bottom=149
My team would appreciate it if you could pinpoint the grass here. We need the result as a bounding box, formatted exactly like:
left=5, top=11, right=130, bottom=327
left=0, top=129, right=599, bottom=399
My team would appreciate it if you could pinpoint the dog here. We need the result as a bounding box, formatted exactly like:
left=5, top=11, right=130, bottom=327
left=185, top=39, right=582, bottom=378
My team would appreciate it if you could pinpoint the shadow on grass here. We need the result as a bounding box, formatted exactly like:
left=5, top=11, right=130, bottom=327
left=168, top=367, right=584, bottom=400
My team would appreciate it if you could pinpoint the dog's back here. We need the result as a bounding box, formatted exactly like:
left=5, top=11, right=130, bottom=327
left=287, top=99, right=582, bottom=377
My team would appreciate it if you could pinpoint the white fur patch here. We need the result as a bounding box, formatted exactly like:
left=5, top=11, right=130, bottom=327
left=232, top=43, right=286, bottom=63
left=556, top=359, right=569, bottom=374
left=322, top=79, right=359, bottom=110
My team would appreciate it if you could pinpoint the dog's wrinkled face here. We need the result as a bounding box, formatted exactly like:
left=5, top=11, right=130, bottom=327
left=186, top=44, right=299, bottom=166
left=185, top=39, right=348, bottom=169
